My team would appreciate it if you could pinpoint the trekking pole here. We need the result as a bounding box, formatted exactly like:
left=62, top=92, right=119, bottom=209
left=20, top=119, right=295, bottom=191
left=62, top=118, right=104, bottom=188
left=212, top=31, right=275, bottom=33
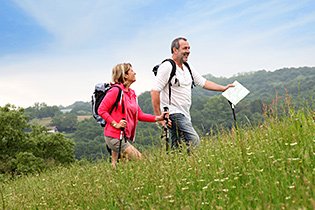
left=163, top=107, right=170, bottom=152
left=228, top=101, right=237, bottom=130
left=118, top=118, right=126, bottom=160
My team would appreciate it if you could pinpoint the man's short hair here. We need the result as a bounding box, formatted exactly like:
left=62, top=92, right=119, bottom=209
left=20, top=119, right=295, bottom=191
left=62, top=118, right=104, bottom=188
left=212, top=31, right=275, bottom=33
left=171, top=37, right=187, bottom=53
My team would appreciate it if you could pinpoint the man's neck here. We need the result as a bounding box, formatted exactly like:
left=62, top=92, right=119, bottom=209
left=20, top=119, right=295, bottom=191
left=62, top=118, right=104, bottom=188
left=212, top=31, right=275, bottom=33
left=172, top=56, right=183, bottom=69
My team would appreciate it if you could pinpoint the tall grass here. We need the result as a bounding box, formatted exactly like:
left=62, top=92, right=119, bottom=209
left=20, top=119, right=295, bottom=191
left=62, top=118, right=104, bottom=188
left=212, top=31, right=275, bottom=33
left=1, top=106, right=314, bottom=209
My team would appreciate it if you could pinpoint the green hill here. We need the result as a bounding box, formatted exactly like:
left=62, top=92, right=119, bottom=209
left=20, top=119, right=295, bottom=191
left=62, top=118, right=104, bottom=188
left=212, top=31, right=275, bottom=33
left=1, top=107, right=314, bottom=209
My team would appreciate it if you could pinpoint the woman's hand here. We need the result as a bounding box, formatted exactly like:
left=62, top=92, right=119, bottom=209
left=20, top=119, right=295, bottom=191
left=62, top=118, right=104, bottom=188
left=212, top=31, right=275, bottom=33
left=112, top=119, right=127, bottom=129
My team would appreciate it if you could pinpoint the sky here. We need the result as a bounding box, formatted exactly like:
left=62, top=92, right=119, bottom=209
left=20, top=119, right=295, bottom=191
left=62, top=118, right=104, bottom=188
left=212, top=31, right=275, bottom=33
left=1, top=0, right=315, bottom=108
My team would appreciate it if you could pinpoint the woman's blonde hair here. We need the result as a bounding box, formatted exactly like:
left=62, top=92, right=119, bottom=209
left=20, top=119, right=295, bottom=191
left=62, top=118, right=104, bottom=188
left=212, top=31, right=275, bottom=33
left=112, top=63, right=132, bottom=84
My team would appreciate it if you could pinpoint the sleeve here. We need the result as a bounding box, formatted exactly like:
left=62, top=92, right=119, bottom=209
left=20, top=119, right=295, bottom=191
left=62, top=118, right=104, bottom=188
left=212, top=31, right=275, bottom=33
left=151, top=61, right=173, bottom=91
left=137, top=105, right=156, bottom=122
left=97, top=87, right=120, bottom=124
left=190, top=65, right=207, bottom=87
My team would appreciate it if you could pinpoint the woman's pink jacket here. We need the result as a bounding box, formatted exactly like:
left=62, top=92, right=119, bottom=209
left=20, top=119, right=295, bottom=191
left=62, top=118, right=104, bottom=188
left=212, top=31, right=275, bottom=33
left=98, top=83, right=155, bottom=141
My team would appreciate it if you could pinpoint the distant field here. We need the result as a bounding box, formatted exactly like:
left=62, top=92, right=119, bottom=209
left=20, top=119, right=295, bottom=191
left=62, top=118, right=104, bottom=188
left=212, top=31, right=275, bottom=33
left=30, top=117, right=52, bottom=126
left=77, top=115, right=92, bottom=121
left=30, top=115, right=92, bottom=126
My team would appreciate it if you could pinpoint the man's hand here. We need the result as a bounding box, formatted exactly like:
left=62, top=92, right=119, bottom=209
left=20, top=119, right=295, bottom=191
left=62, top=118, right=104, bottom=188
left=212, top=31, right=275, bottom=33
left=155, top=112, right=172, bottom=127
left=222, top=83, right=235, bottom=91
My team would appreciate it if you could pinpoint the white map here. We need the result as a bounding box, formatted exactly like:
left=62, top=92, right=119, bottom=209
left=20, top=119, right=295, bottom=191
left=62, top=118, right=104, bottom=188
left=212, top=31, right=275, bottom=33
left=222, top=80, right=250, bottom=106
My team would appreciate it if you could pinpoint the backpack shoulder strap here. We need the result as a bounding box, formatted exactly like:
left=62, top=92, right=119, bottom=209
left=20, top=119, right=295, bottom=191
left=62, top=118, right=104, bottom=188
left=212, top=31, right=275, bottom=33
left=183, top=62, right=195, bottom=88
left=163, top=59, right=176, bottom=84
left=162, top=59, right=176, bottom=105
left=109, top=85, right=124, bottom=114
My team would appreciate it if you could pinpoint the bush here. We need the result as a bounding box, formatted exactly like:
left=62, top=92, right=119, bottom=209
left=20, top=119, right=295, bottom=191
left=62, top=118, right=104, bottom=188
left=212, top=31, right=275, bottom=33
left=13, top=152, right=44, bottom=174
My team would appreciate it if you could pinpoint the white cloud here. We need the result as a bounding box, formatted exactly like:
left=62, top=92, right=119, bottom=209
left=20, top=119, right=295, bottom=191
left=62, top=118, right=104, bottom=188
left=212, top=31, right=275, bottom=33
left=1, top=0, right=315, bottom=107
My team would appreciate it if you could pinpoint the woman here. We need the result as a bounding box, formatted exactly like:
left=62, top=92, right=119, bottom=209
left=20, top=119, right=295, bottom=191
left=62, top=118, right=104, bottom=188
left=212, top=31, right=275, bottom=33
left=98, top=63, right=168, bottom=168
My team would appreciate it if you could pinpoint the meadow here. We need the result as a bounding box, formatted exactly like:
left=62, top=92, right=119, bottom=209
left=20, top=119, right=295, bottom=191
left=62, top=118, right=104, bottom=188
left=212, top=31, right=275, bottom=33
left=1, top=106, right=314, bottom=209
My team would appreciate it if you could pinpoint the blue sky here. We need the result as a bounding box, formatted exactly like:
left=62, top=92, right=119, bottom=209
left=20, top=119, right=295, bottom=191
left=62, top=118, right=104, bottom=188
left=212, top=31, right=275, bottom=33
left=1, top=0, right=315, bottom=108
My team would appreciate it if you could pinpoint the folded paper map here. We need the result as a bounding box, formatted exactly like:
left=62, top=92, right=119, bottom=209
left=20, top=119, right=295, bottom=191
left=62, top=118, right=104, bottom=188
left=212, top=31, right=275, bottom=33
left=222, top=80, right=250, bottom=106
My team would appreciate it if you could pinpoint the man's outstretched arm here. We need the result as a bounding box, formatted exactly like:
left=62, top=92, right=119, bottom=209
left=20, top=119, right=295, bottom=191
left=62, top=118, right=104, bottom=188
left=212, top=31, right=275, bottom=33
left=203, top=80, right=234, bottom=92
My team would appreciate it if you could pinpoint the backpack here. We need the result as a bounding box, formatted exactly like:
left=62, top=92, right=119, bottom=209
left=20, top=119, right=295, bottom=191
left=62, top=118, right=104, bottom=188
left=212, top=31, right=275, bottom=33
left=152, top=59, right=195, bottom=104
left=91, top=83, right=123, bottom=127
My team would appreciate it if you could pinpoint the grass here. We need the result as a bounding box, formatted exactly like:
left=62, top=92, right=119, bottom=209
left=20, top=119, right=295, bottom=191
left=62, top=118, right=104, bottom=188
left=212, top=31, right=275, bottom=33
left=1, top=107, right=314, bottom=209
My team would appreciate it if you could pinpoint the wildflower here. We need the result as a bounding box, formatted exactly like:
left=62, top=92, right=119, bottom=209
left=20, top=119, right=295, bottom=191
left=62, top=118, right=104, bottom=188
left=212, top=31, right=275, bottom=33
left=164, top=195, right=173, bottom=199
left=220, top=177, right=229, bottom=182
left=288, top=157, right=300, bottom=161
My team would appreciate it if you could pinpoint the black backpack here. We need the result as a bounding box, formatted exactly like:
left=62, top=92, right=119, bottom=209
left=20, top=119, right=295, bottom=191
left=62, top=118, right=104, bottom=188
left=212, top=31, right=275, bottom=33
left=152, top=59, right=195, bottom=104
left=91, top=83, right=123, bottom=127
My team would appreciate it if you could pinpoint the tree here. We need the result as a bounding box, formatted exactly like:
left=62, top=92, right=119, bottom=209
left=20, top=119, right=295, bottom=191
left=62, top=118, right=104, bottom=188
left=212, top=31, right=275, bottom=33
left=0, top=105, right=29, bottom=173
left=0, top=104, right=75, bottom=175
left=24, top=102, right=61, bottom=119
left=72, top=118, right=108, bottom=160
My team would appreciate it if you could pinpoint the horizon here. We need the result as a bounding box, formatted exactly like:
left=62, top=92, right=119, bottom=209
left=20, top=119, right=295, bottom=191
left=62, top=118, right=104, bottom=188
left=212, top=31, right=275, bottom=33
left=1, top=1, right=315, bottom=108
left=13, top=66, right=314, bottom=109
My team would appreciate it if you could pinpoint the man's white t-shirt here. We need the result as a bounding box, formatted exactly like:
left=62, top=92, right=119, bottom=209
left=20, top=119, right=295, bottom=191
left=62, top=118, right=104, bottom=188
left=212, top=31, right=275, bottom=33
left=152, top=61, right=206, bottom=121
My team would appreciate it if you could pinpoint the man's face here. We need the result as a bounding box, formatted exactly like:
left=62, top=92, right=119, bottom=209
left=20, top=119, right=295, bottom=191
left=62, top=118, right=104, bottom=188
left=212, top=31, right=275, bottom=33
left=176, top=39, right=190, bottom=63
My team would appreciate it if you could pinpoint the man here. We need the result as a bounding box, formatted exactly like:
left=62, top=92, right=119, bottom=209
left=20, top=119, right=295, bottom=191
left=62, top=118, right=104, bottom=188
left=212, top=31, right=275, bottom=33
left=151, top=37, right=234, bottom=151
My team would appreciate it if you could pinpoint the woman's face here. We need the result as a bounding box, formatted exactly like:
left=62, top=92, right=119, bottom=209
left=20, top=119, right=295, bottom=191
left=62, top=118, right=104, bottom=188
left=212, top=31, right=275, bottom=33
left=125, top=67, right=136, bottom=83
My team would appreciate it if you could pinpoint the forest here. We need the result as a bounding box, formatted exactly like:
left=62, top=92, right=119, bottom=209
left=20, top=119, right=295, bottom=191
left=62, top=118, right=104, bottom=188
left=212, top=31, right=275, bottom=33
left=1, top=67, right=314, bottom=175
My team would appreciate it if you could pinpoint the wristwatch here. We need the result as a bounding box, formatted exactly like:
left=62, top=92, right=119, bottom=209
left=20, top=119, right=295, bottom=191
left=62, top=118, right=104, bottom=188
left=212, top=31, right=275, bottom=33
left=112, top=123, right=117, bottom=128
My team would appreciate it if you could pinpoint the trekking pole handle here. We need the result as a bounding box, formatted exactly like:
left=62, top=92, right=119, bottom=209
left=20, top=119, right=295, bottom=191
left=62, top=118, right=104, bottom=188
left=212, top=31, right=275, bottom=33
left=163, top=106, right=169, bottom=124
left=119, top=118, right=125, bottom=139
left=120, top=118, right=126, bottom=131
